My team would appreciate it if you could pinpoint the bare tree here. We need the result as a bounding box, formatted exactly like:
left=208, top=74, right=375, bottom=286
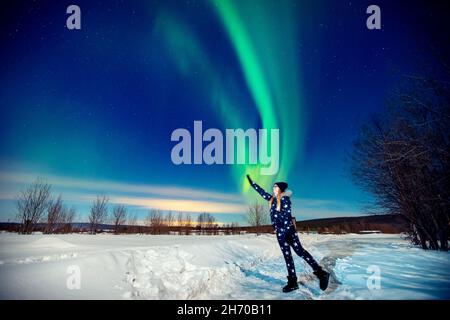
left=197, top=213, right=207, bottom=234
left=165, top=211, right=175, bottom=228
left=45, top=195, right=64, bottom=234
left=196, top=213, right=217, bottom=235
left=351, top=69, right=450, bottom=250
left=44, top=196, right=77, bottom=234
left=88, top=195, right=109, bottom=234
left=60, top=206, right=76, bottom=233
left=16, top=177, right=52, bottom=234
left=206, top=213, right=218, bottom=234
left=246, top=201, right=269, bottom=236
left=184, top=213, right=192, bottom=235
left=176, top=211, right=183, bottom=227
left=127, top=213, right=139, bottom=234
left=197, top=213, right=204, bottom=231
left=176, top=211, right=184, bottom=234
left=206, top=213, right=216, bottom=228
left=128, top=213, right=137, bottom=226
left=210, top=217, right=219, bottom=235
left=146, top=209, right=164, bottom=234
left=231, top=222, right=240, bottom=235
left=112, top=204, right=127, bottom=234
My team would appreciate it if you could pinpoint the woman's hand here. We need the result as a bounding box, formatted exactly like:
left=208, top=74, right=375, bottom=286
left=247, top=175, right=272, bottom=200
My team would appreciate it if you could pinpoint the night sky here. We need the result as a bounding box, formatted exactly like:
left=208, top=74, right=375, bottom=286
left=0, top=0, right=448, bottom=224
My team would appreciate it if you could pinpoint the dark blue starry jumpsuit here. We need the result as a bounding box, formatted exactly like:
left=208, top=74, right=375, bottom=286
left=250, top=181, right=321, bottom=278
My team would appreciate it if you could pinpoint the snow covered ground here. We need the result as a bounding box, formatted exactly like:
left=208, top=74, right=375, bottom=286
left=0, top=232, right=448, bottom=300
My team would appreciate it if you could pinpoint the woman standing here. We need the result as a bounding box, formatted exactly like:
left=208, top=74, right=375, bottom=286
left=246, top=174, right=330, bottom=293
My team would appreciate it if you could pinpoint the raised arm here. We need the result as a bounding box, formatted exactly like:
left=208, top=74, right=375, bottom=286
left=246, top=174, right=273, bottom=201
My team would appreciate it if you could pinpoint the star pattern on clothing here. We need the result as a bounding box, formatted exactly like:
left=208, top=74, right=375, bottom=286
left=250, top=181, right=292, bottom=229
left=275, top=230, right=321, bottom=277
left=250, top=180, right=321, bottom=278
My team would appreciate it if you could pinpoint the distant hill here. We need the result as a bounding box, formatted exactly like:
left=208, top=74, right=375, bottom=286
left=295, top=214, right=408, bottom=234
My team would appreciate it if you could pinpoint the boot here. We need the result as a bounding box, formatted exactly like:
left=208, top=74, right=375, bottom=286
left=313, top=267, right=330, bottom=291
left=282, top=275, right=299, bottom=293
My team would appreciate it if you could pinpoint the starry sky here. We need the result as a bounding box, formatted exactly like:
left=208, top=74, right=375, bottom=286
left=0, top=0, right=448, bottom=225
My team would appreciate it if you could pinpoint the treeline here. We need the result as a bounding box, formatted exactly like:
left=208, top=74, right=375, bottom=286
left=13, top=177, right=242, bottom=235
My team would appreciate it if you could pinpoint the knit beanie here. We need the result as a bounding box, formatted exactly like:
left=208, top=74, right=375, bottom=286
left=273, top=182, right=288, bottom=192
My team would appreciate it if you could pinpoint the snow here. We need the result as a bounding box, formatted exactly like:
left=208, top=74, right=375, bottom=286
left=0, top=232, right=448, bottom=299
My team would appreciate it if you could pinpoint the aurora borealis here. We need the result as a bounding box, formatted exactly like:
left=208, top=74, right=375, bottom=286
left=0, top=0, right=447, bottom=225
left=212, top=0, right=304, bottom=192
left=154, top=0, right=307, bottom=192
